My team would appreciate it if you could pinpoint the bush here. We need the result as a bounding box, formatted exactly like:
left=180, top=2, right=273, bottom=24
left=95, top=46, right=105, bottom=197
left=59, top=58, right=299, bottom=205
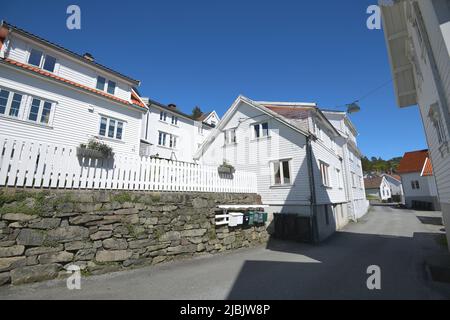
left=79, top=139, right=113, bottom=158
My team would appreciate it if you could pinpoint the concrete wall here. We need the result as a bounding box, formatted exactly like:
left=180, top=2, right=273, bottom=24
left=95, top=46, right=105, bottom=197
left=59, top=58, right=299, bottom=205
left=0, top=189, right=268, bottom=287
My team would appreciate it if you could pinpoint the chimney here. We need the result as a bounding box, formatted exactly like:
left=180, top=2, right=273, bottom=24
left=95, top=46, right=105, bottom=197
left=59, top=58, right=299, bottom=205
left=168, top=104, right=177, bottom=110
left=0, top=25, right=10, bottom=52
left=83, top=53, right=94, bottom=62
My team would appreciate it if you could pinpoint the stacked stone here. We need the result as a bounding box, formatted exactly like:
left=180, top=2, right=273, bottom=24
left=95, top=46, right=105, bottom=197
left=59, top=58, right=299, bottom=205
left=0, top=190, right=267, bottom=286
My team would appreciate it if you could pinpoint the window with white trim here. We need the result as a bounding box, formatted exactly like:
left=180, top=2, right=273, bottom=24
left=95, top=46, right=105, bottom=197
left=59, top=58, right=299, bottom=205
left=160, top=111, right=167, bottom=122
left=335, top=168, right=342, bottom=189
left=224, top=128, right=237, bottom=145
left=171, top=115, right=178, bottom=125
left=28, top=48, right=57, bottom=73
left=319, top=161, right=331, bottom=187
left=158, top=131, right=177, bottom=149
left=0, top=88, right=23, bottom=119
left=99, top=116, right=124, bottom=140
left=271, top=160, right=291, bottom=186
left=252, top=122, right=269, bottom=139
left=28, top=98, right=53, bottom=125
left=96, top=76, right=117, bottom=95
left=429, top=103, right=447, bottom=145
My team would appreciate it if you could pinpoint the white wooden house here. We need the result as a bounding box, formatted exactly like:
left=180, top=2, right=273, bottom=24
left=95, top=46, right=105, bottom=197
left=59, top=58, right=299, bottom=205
left=364, top=176, right=392, bottom=202
left=197, top=111, right=220, bottom=127
left=397, top=150, right=439, bottom=210
left=194, top=95, right=369, bottom=241
left=140, top=98, right=216, bottom=162
left=0, top=21, right=147, bottom=156
left=381, top=0, right=450, bottom=247
left=382, top=174, right=404, bottom=203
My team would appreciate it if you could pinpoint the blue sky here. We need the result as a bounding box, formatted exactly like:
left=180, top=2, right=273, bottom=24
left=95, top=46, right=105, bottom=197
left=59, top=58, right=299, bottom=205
left=2, top=0, right=427, bottom=159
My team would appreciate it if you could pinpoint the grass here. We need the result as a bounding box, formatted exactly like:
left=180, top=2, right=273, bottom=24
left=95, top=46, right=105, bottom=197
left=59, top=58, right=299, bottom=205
left=112, top=192, right=133, bottom=204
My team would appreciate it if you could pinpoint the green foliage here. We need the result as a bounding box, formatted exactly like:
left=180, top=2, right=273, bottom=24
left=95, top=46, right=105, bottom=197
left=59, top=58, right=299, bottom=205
left=80, top=138, right=113, bottom=158
left=191, top=106, right=203, bottom=120
left=0, top=191, right=47, bottom=216
left=362, top=156, right=402, bottom=174
left=112, top=192, right=133, bottom=204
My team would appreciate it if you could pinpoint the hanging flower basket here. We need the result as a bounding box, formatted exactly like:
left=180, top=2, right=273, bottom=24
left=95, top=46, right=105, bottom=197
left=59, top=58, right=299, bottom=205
left=218, top=163, right=235, bottom=174
left=77, top=139, right=114, bottom=159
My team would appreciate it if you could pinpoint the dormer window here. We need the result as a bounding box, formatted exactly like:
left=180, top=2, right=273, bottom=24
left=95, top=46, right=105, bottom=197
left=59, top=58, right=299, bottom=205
left=96, top=76, right=106, bottom=91
left=107, top=80, right=116, bottom=95
left=96, top=77, right=116, bottom=95
left=28, top=48, right=56, bottom=73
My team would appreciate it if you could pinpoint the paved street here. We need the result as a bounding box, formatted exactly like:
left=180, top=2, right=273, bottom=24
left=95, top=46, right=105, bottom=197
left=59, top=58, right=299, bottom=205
left=1, top=206, right=449, bottom=300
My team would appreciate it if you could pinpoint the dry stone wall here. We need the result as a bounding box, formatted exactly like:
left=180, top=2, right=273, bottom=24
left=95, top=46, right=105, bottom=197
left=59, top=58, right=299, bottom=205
left=0, top=189, right=268, bottom=286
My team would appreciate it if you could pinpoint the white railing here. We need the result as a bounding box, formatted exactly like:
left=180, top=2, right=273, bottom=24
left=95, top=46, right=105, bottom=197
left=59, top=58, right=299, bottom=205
left=0, top=136, right=257, bottom=193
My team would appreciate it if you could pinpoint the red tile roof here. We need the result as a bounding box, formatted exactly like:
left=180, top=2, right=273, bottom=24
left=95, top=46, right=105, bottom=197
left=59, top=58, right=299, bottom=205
left=397, top=149, right=433, bottom=176
left=2, top=58, right=146, bottom=111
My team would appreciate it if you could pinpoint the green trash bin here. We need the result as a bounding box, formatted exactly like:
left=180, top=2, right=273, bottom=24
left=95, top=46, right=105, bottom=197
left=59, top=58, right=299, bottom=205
left=248, top=211, right=255, bottom=225
left=262, top=212, right=268, bottom=223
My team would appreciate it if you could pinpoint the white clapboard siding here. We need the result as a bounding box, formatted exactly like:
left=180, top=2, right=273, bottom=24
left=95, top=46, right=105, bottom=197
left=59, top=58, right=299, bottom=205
left=0, top=136, right=257, bottom=193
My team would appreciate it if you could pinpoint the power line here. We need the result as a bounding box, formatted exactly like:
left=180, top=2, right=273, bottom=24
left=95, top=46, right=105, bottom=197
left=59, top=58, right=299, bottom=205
left=326, top=79, right=393, bottom=111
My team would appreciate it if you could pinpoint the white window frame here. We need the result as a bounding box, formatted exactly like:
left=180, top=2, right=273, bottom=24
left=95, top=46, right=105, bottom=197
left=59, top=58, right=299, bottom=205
left=160, top=111, right=168, bottom=122
left=319, top=161, right=331, bottom=187
left=98, top=115, right=125, bottom=141
left=0, top=86, right=56, bottom=126
left=335, top=168, right=342, bottom=189
left=171, top=115, right=178, bottom=126
left=224, top=128, right=237, bottom=145
left=27, top=97, right=54, bottom=125
left=158, top=131, right=177, bottom=149
left=96, top=76, right=118, bottom=96
left=251, top=122, right=269, bottom=140
left=270, top=159, right=292, bottom=187
left=27, top=47, right=57, bottom=73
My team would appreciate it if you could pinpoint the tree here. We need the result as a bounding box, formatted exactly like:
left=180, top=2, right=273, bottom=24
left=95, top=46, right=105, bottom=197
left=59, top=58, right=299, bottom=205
left=192, top=106, right=203, bottom=120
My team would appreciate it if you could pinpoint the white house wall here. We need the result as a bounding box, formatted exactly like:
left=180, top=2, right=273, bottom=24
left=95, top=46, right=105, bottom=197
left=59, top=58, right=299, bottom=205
left=142, top=105, right=212, bottom=162
left=6, top=34, right=133, bottom=102
left=0, top=65, right=142, bottom=155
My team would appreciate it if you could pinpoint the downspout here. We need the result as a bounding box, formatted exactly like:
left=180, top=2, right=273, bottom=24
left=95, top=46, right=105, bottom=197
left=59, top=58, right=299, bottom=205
left=306, top=135, right=319, bottom=243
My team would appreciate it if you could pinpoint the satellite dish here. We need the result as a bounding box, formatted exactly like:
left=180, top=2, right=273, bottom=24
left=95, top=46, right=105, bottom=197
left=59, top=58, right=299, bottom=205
left=346, top=102, right=361, bottom=113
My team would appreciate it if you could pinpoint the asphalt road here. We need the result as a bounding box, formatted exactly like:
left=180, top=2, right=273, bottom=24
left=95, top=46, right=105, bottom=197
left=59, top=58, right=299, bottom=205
left=1, top=205, right=449, bottom=300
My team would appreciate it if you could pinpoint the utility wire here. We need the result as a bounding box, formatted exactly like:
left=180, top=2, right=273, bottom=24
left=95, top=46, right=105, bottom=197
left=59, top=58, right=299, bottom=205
left=326, top=79, right=393, bottom=110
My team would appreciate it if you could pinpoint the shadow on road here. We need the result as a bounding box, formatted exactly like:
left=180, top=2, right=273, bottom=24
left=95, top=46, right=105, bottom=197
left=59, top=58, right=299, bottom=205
left=226, top=231, right=450, bottom=300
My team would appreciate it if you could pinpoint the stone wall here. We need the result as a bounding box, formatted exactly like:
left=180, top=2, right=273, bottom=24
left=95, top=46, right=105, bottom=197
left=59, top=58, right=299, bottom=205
left=0, top=189, right=267, bottom=286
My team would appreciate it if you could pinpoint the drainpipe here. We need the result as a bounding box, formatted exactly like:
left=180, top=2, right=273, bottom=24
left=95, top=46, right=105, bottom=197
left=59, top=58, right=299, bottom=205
left=306, top=135, right=319, bottom=243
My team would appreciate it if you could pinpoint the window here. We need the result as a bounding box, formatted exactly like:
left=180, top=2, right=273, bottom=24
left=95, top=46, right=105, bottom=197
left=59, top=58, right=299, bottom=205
left=171, top=115, right=178, bottom=125
left=158, top=131, right=177, bottom=149
left=28, top=49, right=43, bottom=67
left=28, top=49, right=56, bottom=72
left=42, top=55, right=56, bottom=72
left=272, top=160, right=291, bottom=186
left=0, top=89, right=23, bottom=118
left=411, top=180, right=420, bottom=190
left=9, top=93, right=22, bottom=117
left=160, top=111, right=167, bottom=122
left=28, top=98, right=52, bottom=124
left=429, top=103, right=447, bottom=145
left=351, top=172, right=357, bottom=188
left=224, top=129, right=237, bottom=145
left=319, top=161, right=331, bottom=187
left=252, top=122, right=269, bottom=139
left=107, top=81, right=116, bottom=95
left=335, top=168, right=342, bottom=188
left=198, top=125, right=204, bottom=135
left=158, top=132, right=167, bottom=146
left=98, top=116, right=124, bottom=140
left=96, top=76, right=106, bottom=91
left=349, top=151, right=354, bottom=162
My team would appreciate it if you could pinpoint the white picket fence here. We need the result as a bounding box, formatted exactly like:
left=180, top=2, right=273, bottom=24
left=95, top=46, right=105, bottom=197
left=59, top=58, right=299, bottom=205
left=0, top=136, right=257, bottom=193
